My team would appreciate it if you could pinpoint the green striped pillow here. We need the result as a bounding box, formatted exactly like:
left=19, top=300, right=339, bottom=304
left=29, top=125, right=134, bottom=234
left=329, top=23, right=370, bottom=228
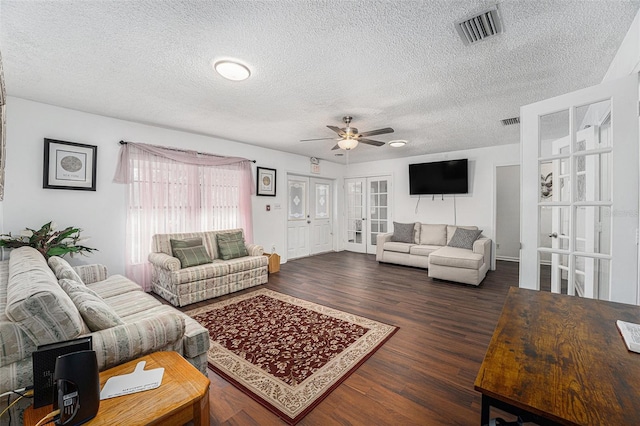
left=170, top=237, right=203, bottom=257
left=173, top=245, right=213, bottom=268
left=216, top=232, right=249, bottom=260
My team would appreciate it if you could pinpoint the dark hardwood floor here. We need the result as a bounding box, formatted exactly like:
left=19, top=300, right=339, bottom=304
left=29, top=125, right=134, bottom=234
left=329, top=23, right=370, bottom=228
left=178, top=252, right=521, bottom=425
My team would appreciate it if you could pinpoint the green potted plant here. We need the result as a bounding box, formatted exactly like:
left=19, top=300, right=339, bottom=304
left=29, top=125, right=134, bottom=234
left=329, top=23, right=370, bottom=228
left=0, top=221, right=97, bottom=259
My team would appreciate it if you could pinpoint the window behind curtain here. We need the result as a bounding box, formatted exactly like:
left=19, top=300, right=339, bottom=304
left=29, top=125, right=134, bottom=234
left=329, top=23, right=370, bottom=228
left=123, top=148, right=250, bottom=290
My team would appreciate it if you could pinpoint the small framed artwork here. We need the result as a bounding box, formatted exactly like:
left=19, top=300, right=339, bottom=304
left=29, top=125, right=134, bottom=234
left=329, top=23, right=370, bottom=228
left=43, top=138, right=97, bottom=191
left=257, top=167, right=276, bottom=196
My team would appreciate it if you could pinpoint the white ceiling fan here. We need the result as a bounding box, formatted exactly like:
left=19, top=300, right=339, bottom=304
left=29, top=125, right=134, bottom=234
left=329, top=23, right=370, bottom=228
left=300, top=116, right=394, bottom=150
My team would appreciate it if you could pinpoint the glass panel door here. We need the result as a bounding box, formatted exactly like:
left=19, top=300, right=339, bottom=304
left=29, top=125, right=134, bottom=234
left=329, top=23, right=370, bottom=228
left=345, top=178, right=365, bottom=253
left=521, top=73, right=638, bottom=303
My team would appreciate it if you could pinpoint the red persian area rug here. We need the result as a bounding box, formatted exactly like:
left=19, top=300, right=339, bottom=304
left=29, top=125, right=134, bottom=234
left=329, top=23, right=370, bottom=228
left=187, top=288, right=398, bottom=424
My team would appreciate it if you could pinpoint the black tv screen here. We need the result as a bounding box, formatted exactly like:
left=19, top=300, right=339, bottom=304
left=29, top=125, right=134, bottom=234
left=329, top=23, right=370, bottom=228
left=409, top=159, right=468, bottom=195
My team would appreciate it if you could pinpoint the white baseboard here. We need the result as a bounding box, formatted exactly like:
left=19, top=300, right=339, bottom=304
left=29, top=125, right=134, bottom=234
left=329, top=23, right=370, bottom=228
left=496, top=256, right=519, bottom=263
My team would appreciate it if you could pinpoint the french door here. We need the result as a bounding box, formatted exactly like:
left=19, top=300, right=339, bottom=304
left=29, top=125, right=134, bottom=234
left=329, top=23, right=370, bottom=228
left=520, top=73, right=638, bottom=304
left=344, top=176, right=392, bottom=254
left=287, top=175, right=333, bottom=260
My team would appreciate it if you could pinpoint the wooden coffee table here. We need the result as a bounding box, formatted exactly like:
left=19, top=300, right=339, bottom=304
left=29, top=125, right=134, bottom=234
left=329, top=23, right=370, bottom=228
left=475, top=287, right=640, bottom=425
left=24, top=351, right=210, bottom=426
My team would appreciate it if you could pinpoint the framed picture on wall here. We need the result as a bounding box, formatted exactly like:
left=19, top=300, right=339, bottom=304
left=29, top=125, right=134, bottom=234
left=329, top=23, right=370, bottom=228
left=43, top=138, right=97, bottom=191
left=256, top=167, right=276, bottom=196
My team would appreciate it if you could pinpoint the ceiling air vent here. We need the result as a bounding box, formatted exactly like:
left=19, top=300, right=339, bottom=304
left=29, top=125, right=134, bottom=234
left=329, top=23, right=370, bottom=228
left=456, top=6, right=503, bottom=45
left=501, top=116, right=520, bottom=126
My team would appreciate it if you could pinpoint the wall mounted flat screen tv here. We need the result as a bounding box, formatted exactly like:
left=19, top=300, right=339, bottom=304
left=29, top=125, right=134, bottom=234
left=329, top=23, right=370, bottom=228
left=409, top=159, right=468, bottom=194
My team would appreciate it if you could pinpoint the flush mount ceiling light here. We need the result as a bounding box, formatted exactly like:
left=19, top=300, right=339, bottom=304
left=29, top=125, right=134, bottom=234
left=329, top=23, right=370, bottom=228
left=213, top=60, right=251, bottom=81
left=389, top=140, right=407, bottom=148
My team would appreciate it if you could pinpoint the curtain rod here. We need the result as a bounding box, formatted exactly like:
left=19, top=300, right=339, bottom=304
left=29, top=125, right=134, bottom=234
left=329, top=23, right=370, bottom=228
left=119, top=140, right=256, bottom=163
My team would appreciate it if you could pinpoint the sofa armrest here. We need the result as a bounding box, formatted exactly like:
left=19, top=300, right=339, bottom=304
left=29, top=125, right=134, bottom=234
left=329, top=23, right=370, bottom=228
left=89, top=313, right=185, bottom=371
left=473, top=237, right=492, bottom=266
left=73, top=264, right=108, bottom=284
left=376, top=233, right=393, bottom=261
left=148, top=252, right=181, bottom=272
left=246, top=244, right=264, bottom=256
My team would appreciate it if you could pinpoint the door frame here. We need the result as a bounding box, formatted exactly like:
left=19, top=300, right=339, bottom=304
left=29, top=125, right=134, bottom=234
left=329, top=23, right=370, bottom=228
left=492, top=162, right=520, bottom=270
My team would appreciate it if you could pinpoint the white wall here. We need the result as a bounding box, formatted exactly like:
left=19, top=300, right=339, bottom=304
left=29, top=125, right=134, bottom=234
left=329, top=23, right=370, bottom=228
left=4, top=97, right=344, bottom=274
left=344, top=143, right=521, bottom=253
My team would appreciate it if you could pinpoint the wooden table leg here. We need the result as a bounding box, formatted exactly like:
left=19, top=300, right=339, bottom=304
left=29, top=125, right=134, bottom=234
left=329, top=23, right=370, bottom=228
left=193, top=389, right=209, bottom=426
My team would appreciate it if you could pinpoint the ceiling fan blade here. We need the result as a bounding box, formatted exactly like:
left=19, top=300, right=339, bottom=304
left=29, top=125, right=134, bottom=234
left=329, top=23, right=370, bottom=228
left=358, top=138, right=386, bottom=147
left=358, top=127, right=394, bottom=137
left=331, top=144, right=341, bottom=150
left=327, top=125, right=346, bottom=137
left=300, top=137, right=336, bottom=142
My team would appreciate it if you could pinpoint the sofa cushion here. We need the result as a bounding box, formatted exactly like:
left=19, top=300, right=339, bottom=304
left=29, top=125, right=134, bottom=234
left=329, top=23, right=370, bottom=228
left=5, top=248, right=85, bottom=346
left=217, top=232, right=249, bottom=260
left=171, top=261, right=229, bottom=285
left=447, top=228, right=483, bottom=250
left=419, top=224, right=447, bottom=246
left=391, top=222, right=416, bottom=243
left=86, top=274, right=143, bottom=299
left=174, top=245, right=213, bottom=268
left=409, top=245, right=442, bottom=257
left=429, top=246, right=484, bottom=270
left=383, top=242, right=413, bottom=254
left=170, top=237, right=203, bottom=257
left=48, top=256, right=84, bottom=284
left=446, top=225, right=478, bottom=244
left=59, top=279, right=125, bottom=332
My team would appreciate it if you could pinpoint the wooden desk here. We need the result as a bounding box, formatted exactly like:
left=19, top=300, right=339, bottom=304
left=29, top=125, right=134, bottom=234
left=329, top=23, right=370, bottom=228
left=24, top=351, right=210, bottom=426
left=475, top=287, right=640, bottom=426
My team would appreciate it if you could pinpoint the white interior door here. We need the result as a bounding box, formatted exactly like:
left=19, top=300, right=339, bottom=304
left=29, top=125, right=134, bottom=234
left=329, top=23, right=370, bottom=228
left=344, top=176, right=392, bottom=254
left=520, top=73, right=639, bottom=304
left=345, top=178, right=366, bottom=253
left=287, top=176, right=309, bottom=260
left=310, top=178, right=333, bottom=255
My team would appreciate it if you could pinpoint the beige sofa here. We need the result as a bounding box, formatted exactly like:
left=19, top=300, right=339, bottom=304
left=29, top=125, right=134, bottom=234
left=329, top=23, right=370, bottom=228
left=148, top=228, right=268, bottom=307
left=0, top=247, right=210, bottom=418
left=376, top=223, right=491, bottom=285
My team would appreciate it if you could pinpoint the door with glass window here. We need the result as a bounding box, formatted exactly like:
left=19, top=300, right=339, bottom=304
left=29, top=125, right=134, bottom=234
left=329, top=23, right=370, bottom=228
left=344, top=176, right=392, bottom=254
left=287, top=175, right=333, bottom=259
left=520, top=73, right=638, bottom=303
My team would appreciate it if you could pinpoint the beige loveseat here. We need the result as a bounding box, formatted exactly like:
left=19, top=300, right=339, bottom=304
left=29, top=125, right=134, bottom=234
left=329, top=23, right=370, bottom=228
left=148, top=228, right=268, bottom=307
left=0, top=247, right=209, bottom=418
left=376, top=223, right=491, bottom=285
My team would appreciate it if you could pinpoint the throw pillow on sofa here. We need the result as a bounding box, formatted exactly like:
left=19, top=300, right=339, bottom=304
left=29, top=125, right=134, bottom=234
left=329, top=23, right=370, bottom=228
left=216, top=231, right=249, bottom=260
left=447, top=228, right=483, bottom=250
left=48, top=256, right=84, bottom=284
left=59, top=278, right=125, bottom=332
left=170, top=237, right=203, bottom=257
left=173, top=245, right=213, bottom=268
left=391, top=222, right=416, bottom=243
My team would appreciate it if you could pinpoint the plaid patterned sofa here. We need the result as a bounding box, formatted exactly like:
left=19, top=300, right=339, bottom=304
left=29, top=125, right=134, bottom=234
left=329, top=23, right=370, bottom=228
left=148, top=229, right=268, bottom=307
left=0, top=246, right=210, bottom=414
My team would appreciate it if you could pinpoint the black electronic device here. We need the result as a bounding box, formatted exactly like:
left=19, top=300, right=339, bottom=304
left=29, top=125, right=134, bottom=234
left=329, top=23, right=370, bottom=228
left=409, top=159, right=469, bottom=195
left=53, top=350, right=100, bottom=425
left=32, top=336, right=93, bottom=408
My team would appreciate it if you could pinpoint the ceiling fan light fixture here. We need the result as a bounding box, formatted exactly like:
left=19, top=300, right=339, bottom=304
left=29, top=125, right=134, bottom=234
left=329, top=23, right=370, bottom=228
left=338, top=138, right=359, bottom=150
left=389, top=139, right=407, bottom=148
left=213, top=60, right=251, bottom=81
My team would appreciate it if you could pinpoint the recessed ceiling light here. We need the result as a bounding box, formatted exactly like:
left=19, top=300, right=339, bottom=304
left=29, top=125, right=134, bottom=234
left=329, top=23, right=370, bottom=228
left=389, top=140, right=407, bottom=148
left=213, top=60, right=251, bottom=81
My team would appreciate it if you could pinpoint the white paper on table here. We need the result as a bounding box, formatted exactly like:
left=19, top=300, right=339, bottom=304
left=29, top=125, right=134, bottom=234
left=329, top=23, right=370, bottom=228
left=100, top=361, right=165, bottom=400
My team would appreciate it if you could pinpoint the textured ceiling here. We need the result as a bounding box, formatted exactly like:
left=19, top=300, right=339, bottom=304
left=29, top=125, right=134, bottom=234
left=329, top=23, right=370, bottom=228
left=1, top=0, right=638, bottom=164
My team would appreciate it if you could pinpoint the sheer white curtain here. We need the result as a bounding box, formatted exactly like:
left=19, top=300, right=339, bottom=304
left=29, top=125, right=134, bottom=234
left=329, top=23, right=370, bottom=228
left=114, top=142, right=254, bottom=290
